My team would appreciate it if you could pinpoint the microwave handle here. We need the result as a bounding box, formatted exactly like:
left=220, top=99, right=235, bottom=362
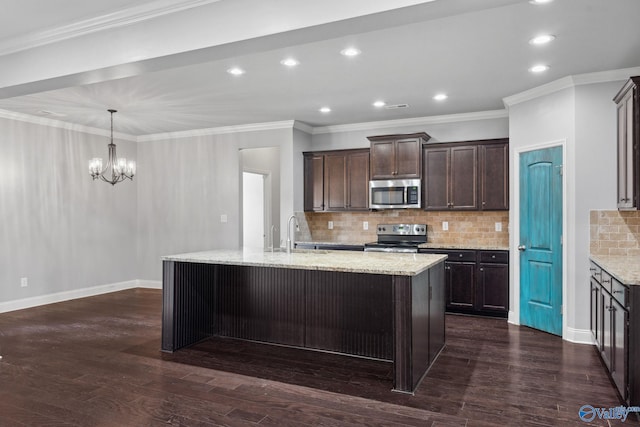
left=404, top=187, right=408, bottom=204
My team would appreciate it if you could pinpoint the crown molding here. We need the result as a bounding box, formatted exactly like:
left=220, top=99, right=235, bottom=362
left=293, top=120, right=314, bottom=135
left=311, top=110, right=508, bottom=135
left=137, top=120, right=297, bottom=142
left=503, top=66, right=640, bottom=108
left=0, top=0, right=222, bottom=56
left=0, top=109, right=137, bottom=141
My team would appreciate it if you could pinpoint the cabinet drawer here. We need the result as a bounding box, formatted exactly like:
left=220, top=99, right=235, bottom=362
left=601, top=270, right=613, bottom=293
left=590, top=261, right=602, bottom=282
left=445, top=250, right=476, bottom=262
left=611, top=279, right=628, bottom=308
left=478, top=251, right=508, bottom=264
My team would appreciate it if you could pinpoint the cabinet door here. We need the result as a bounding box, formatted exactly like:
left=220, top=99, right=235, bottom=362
left=324, top=154, right=347, bottom=211
left=347, top=151, right=370, bottom=210
left=476, top=263, right=508, bottom=315
left=450, top=146, right=477, bottom=209
left=423, top=147, right=450, bottom=210
left=591, top=279, right=601, bottom=349
left=304, top=154, right=324, bottom=211
left=611, top=299, right=628, bottom=400
left=445, top=262, right=475, bottom=310
left=602, top=293, right=613, bottom=370
left=480, top=143, right=509, bottom=210
left=395, top=138, right=421, bottom=178
left=370, top=140, right=395, bottom=179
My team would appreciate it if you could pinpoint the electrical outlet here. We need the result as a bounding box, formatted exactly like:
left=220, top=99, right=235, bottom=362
left=220, top=214, right=228, bottom=223
left=495, top=222, right=502, bottom=232
left=442, top=221, right=449, bottom=231
left=363, top=221, right=368, bottom=230
left=20, top=277, right=28, bottom=287
left=328, top=221, right=334, bottom=230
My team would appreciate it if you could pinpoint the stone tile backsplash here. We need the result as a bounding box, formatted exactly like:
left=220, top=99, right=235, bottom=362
left=590, top=210, right=640, bottom=256
left=302, top=210, right=510, bottom=248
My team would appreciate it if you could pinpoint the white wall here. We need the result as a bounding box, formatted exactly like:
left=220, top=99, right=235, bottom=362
left=136, top=128, right=293, bottom=281
left=309, top=116, right=509, bottom=150
left=507, top=80, right=621, bottom=343
left=0, top=117, right=138, bottom=305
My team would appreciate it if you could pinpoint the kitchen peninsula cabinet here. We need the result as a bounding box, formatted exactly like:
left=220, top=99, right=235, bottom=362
left=423, top=139, right=509, bottom=211
left=161, top=249, right=447, bottom=394
left=589, top=257, right=640, bottom=408
left=614, top=76, right=640, bottom=210
left=368, top=133, right=430, bottom=180
left=304, top=149, right=369, bottom=212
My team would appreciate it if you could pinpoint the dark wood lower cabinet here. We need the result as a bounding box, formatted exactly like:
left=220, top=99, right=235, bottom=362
left=446, top=262, right=475, bottom=310
left=590, top=258, right=639, bottom=408
left=420, top=248, right=508, bottom=317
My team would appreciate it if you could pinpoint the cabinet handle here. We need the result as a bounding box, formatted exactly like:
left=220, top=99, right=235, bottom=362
left=606, top=305, right=615, bottom=312
left=613, top=290, right=624, bottom=294
left=620, top=198, right=630, bottom=202
left=603, top=278, right=611, bottom=284
left=589, top=267, right=596, bottom=272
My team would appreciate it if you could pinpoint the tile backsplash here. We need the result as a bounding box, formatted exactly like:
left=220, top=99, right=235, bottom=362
left=590, top=210, right=640, bottom=256
left=301, top=210, right=509, bottom=248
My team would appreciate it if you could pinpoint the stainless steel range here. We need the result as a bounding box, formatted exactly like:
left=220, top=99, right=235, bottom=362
left=364, top=223, right=427, bottom=253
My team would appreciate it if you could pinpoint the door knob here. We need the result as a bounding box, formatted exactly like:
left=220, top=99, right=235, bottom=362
left=518, top=245, right=527, bottom=251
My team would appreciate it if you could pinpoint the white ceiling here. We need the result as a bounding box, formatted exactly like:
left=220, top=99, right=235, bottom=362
left=0, top=0, right=639, bottom=137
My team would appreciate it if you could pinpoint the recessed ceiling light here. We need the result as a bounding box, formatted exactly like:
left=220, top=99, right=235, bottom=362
left=529, top=64, right=550, bottom=73
left=373, top=100, right=386, bottom=108
left=529, top=0, right=553, bottom=4
left=529, top=34, right=556, bottom=45
left=319, top=107, right=331, bottom=113
left=433, top=93, right=448, bottom=101
left=227, top=67, right=245, bottom=76
left=280, top=58, right=299, bottom=67
left=340, top=47, right=361, bottom=57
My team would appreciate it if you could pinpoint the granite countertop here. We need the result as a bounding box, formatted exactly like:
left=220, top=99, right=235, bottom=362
left=418, top=243, right=510, bottom=251
left=296, top=241, right=509, bottom=251
left=163, top=248, right=447, bottom=276
left=296, top=241, right=366, bottom=247
left=590, top=255, right=640, bottom=286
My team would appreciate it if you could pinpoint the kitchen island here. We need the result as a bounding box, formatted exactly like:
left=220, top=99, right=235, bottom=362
left=161, top=248, right=447, bottom=393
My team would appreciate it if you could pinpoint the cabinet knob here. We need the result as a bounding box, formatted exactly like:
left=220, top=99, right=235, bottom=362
left=479, top=268, right=484, bottom=272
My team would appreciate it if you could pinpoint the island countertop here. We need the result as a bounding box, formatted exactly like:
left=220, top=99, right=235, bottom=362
left=162, top=248, right=447, bottom=276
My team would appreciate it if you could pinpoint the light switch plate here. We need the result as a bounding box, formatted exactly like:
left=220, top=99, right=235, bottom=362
left=21, top=277, right=28, bottom=287
left=442, top=221, right=449, bottom=231
left=220, top=214, right=228, bottom=223
left=328, top=221, right=334, bottom=230
left=363, top=221, right=368, bottom=230
left=495, top=222, right=502, bottom=232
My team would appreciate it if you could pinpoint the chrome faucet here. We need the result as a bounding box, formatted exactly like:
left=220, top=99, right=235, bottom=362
left=286, top=214, right=298, bottom=254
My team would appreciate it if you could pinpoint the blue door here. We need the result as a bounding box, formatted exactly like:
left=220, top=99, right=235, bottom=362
left=519, top=146, right=563, bottom=336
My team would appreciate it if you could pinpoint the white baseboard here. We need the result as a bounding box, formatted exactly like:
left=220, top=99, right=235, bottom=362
left=507, top=310, right=519, bottom=325
left=564, top=327, right=594, bottom=345
left=136, top=280, right=162, bottom=289
left=0, top=279, right=162, bottom=314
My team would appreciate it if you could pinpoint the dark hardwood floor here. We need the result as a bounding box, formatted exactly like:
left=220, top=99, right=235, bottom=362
left=0, top=288, right=635, bottom=426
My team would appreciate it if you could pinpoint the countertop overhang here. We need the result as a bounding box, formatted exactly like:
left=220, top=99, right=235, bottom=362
left=162, top=248, right=447, bottom=276
left=590, top=254, right=640, bottom=285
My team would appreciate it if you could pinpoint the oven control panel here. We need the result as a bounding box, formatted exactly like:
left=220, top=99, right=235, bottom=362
left=376, top=224, right=427, bottom=236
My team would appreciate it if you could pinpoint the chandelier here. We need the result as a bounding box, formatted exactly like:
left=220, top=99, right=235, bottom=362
left=89, top=109, right=136, bottom=185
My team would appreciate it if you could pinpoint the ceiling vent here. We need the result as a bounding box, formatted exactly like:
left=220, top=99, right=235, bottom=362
left=384, top=103, right=409, bottom=110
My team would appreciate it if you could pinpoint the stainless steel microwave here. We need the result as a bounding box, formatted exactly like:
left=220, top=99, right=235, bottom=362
left=369, top=178, right=421, bottom=209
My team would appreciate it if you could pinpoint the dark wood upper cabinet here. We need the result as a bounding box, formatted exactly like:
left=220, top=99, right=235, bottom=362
left=614, top=76, right=640, bottom=210
left=423, top=139, right=508, bottom=211
left=368, top=133, right=430, bottom=180
left=304, top=153, right=324, bottom=212
left=423, top=145, right=477, bottom=210
left=304, top=149, right=369, bottom=212
left=479, top=140, right=509, bottom=210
